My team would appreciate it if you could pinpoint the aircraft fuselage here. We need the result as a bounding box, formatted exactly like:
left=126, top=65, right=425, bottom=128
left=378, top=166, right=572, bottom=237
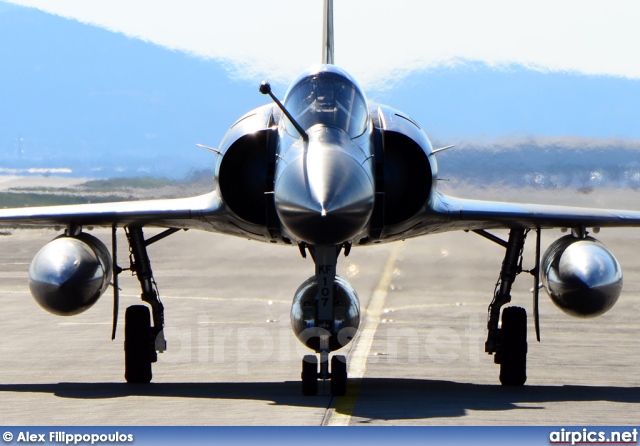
left=214, top=64, right=439, bottom=247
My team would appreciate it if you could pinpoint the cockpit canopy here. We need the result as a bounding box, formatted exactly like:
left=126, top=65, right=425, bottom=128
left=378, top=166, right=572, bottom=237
left=284, top=68, right=368, bottom=139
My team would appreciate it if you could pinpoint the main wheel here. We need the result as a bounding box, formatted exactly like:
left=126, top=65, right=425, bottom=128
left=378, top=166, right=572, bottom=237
left=124, top=305, right=153, bottom=384
left=499, top=306, right=527, bottom=386
left=301, top=355, right=318, bottom=396
left=330, top=355, right=347, bottom=396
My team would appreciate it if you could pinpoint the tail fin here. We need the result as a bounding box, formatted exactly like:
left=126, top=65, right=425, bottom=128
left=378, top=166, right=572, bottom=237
left=322, top=0, right=334, bottom=64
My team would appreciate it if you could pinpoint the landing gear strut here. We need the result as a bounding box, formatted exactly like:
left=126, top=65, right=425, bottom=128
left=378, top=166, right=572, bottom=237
left=299, top=244, right=350, bottom=396
left=121, top=226, right=173, bottom=384
left=479, top=228, right=529, bottom=386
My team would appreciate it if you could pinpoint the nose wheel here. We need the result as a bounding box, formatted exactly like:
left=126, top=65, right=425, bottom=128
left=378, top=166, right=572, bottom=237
left=302, top=355, right=318, bottom=396
left=330, top=355, right=347, bottom=396
left=301, top=353, right=348, bottom=396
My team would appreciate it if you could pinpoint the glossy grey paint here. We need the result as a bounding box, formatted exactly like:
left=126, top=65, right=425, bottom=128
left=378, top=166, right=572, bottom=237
left=274, top=125, right=374, bottom=245
left=2, top=68, right=640, bottom=245
left=541, top=235, right=623, bottom=317
left=0, top=0, right=637, bottom=380
left=271, top=65, right=375, bottom=246
left=29, top=233, right=112, bottom=316
left=290, top=275, right=360, bottom=352
left=322, top=0, right=334, bottom=65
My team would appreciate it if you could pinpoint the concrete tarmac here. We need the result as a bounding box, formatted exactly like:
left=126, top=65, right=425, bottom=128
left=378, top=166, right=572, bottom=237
left=1, top=226, right=639, bottom=425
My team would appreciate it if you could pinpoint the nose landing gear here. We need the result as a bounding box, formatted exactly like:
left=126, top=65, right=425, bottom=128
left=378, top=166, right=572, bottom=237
left=298, top=245, right=353, bottom=397
left=301, top=353, right=348, bottom=396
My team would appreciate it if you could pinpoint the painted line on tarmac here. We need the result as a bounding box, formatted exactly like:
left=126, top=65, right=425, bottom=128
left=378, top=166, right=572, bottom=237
left=58, top=322, right=111, bottom=326
left=324, top=242, right=402, bottom=426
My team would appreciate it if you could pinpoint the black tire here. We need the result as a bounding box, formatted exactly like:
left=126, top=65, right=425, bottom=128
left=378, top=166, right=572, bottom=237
left=124, top=305, right=152, bottom=384
left=499, top=306, right=527, bottom=386
left=301, top=355, right=318, bottom=396
left=330, top=355, right=347, bottom=396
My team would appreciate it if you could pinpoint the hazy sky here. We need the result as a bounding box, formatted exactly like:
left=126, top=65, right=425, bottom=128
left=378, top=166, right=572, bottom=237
left=1, top=0, right=640, bottom=179
left=5, top=0, right=640, bottom=88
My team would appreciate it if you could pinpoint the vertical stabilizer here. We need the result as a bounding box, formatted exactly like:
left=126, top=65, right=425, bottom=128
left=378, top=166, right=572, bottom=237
left=322, top=0, right=334, bottom=64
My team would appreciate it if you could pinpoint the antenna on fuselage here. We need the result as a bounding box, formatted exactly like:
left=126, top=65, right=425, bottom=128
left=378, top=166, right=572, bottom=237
left=260, top=82, right=309, bottom=142
left=322, top=0, right=334, bottom=64
left=196, top=143, right=221, bottom=155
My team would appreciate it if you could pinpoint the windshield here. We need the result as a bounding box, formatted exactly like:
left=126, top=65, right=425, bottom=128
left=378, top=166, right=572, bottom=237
left=284, top=73, right=368, bottom=138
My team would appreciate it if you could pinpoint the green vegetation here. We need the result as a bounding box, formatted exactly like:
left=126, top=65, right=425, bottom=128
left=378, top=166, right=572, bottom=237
left=0, top=170, right=214, bottom=208
left=80, top=176, right=177, bottom=190
left=0, top=192, right=130, bottom=208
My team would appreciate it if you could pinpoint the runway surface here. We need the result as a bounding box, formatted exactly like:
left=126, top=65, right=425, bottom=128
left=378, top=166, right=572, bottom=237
left=1, top=225, right=639, bottom=425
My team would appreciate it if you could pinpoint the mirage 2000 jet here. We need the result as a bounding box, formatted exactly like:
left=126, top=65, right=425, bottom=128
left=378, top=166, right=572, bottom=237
left=1, top=0, right=638, bottom=396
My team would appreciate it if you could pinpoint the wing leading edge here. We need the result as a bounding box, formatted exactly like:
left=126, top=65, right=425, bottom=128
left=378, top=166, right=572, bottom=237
left=376, top=191, right=640, bottom=242
left=0, top=191, right=225, bottom=231
left=431, top=192, right=640, bottom=232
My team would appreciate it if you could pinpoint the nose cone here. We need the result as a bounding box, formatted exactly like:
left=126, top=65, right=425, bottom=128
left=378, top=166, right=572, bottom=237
left=274, top=148, right=374, bottom=245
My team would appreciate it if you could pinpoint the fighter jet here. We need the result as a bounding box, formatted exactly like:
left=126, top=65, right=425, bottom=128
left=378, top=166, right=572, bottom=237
left=1, top=0, right=637, bottom=396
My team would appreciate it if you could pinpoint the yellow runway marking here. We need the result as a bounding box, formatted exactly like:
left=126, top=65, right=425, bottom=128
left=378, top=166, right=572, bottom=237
left=324, top=243, right=402, bottom=426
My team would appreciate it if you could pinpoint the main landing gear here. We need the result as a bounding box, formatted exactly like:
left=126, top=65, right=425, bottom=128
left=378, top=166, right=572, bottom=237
left=474, top=228, right=541, bottom=386
left=124, top=305, right=153, bottom=383
left=114, top=226, right=180, bottom=384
